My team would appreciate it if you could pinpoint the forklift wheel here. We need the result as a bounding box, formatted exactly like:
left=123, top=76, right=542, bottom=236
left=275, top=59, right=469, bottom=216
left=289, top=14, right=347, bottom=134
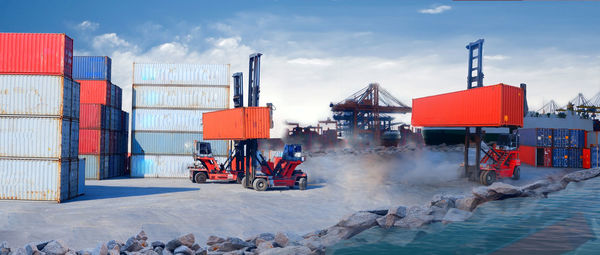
left=236, top=174, right=244, bottom=184
left=298, top=178, right=307, bottom=190
left=241, top=177, right=249, bottom=189
left=512, top=166, right=520, bottom=180
left=194, top=172, right=207, bottom=183
left=253, top=178, right=268, bottom=191
left=481, top=171, right=496, bottom=186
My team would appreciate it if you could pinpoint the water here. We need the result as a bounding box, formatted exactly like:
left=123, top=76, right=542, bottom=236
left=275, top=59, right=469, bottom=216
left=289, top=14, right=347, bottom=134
left=329, top=178, right=600, bottom=254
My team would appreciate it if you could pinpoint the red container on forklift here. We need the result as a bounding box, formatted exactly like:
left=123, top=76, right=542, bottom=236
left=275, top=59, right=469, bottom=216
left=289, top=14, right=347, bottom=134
left=0, top=33, right=73, bottom=77
left=203, top=107, right=271, bottom=140
left=412, top=84, right=524, bottom=127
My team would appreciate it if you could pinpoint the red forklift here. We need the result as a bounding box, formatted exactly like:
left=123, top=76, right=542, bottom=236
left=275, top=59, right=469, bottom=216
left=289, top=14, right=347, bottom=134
left=478, top=133, right=521, bottom=185
left=189, top=52, right=308, bottom=191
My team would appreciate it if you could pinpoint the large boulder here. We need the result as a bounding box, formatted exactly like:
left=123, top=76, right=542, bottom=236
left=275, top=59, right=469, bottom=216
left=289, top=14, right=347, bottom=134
left=273, top=233, right=289, bottom=248
left=455, top=196, right=483, bottom=212
left=41, top=240, right=69, bottom=255
left=442, top=208, right=473, bottom=223
left=259, top=246, right=312, bottom=255
left=246, top=233, right=275, bottom=246
left=24, top=243, right=39, bottom=255
left=561, top=169, right=600, bottom=185
left=376, top=205, right=407, bottom=228
left=472, top=182, right=522, bottom=201
left=206, top=236, right=226, bottom=246
left=105, top=240, right=121, bottom=252
left=430, top=194, right=460, bottom=210
left=167, top=234, right=195, bottom=251
left=173, top=245, right=193, bottom=255
left=152, top=241, right=166, bottom=249
left=122, top=237, right=144, bottom=252
left=210, top=238, right=252, bottom=252
left=393, top=206, right=434, bottom=229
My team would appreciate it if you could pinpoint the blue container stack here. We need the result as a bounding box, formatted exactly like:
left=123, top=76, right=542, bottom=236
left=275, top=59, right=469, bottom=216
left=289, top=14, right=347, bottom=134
left=518, top=128, right=553, bottom=147
left=592, top=146, right=599, bottom=168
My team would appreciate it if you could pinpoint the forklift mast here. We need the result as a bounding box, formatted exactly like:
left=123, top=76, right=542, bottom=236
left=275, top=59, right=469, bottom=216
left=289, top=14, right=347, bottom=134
left=464, top=39, right=484, bottom=181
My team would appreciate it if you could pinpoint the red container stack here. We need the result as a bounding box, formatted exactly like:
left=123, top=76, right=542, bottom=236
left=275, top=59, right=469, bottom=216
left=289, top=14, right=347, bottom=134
left=76, top=56, right=128, bottom=180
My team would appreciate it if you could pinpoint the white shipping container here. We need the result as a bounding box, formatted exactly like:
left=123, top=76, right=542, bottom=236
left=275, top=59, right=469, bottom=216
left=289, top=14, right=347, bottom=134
left=0, top=158, right=69, bottom=201
left=133, top=63, right=229, bottom=85
left=0, top=116, right=70, bottom=159
left=132, top=109, right=209, bottom=132
left=132, top=85, right=230, bottom=109
left=131, top=154, right=226, bottom=178
left=0, top=75, right=73, bottom=117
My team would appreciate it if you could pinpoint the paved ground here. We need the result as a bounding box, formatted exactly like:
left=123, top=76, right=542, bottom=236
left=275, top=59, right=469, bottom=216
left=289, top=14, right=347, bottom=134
left=0, top=150, right=575, bottom=249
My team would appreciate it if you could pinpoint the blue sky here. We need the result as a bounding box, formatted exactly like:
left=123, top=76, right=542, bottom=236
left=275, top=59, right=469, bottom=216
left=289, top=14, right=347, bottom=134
left=2, top=0, right=599, bottom=130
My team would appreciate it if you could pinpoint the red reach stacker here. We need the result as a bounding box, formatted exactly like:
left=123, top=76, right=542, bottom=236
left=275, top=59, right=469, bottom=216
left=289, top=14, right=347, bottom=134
left=189, top=52, right=308, bottom=191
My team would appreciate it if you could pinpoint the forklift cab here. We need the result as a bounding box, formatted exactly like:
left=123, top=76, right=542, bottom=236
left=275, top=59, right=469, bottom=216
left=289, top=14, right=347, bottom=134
left=282, top=144, right=303, bottom=162
left=496, top=134, right=519, bottom=150
left=193, top=141, right=213, bottom=158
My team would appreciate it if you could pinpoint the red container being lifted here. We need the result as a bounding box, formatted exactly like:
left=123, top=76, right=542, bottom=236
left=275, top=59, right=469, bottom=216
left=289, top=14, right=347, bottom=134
left=78, top=80, right=111, bottom=105
left=203, top=107, right=271, bottom=140
left=412, top=84, right=524, bottom=127
left=0, top=33, right=73, bottom=77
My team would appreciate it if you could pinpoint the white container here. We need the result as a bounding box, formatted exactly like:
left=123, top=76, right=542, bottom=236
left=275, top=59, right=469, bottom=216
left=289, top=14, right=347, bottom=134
left=0, top=116, right=70, bottom=159
left=133, top=63, right=229, bottom=85
left=0, top=158, right=69, bottom=202
left=131, top=154, right=226, bottom=178
left=132, top=85, right=230, bottom=109
left=0, top=75, right=73, bottom=117
left=132, top=109, right=209, bottom=132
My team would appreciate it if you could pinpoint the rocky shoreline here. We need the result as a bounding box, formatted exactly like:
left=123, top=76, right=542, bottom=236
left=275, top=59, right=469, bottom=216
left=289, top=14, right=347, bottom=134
left=2, top=168, right=599, bottom=255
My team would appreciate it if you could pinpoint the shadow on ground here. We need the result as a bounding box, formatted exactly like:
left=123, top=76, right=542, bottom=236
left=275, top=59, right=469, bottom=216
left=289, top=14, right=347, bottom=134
left=67, top=186, right=199, bottom=202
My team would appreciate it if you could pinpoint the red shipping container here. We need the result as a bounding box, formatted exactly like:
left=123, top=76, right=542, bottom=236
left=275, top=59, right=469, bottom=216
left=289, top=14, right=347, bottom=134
left=541, top=148, right=552, bottom=167
left=79, top=129, right=103, bottom=154
left=520, top=145, right=536, bottom=166
left=412, top=84, right=524, bottom=127
left=583, top=148, right=591, bottom=169
left=80, top=104, right=105, bottom=129
left=0, top=33, right=73, bottom=77
left=203, top=107, right=271, bottom=140
left=78, top=80, right=111, bottom=105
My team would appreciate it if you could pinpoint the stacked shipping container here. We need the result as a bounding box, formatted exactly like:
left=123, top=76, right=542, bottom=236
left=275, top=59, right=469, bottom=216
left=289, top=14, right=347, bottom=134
left=0, top=33, right=83, bottom=202
left=74, top=56, right=128, bottom=179
left=131, top=63, right=230, bottom=177
left=518, top=127, right=593, bottom=168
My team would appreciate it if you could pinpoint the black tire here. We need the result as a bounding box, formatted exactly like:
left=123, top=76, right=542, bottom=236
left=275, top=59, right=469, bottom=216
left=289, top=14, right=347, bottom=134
left=298, top=177, right=307, bottom=190
left=481, top=171, right=496, bottom=186
left=241, top=177, right=250, bottom=188
left=479, top=170, right=486, bottom=185
left=253, top=178, right=268, bottom=191
left=194, top=172, right=207, bottom=183
left=236, top=174, right=244, bottom=184
left=512, top=166, right=520, bottom=180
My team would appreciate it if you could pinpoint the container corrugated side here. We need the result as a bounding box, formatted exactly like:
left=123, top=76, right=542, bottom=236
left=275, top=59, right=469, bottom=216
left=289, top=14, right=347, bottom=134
left=132, top=131, right=228, bottom=155
left=80, top=104, right=104, bottom=129
left=79, top=129, right=104, bottom=154
left=0, top=75, right=72, bottom=117
left=588, top=131, right=599, bottom=148
left=0, top=33, right=73, bottom=77
left=78, top=158, right=85, bottom=195
left=569, top=130, right=585, bottom=148
left=553, top=129, right=569, bottom=148
left=116, top=86, right=122, bottom=110
left=70, top=120, right=79, bottom=158
left=132, top=85, right=229, bottom=109
left=518, top=128, right=553, bottom=147
left=72, top=80, right=80, bottom=119
left=78, top=80, right=110, bottom=105
left=132, top=109, right=209, bottom=132
left=411, top=84, right=524, bottom=127
left=592, top=146, right=599, bottom=168
left=133, top=63, right=229, bottom=85
left=542, top=148, right=552, bottom=167
left=69, top=159, right=78, bottom=198
left=81, top=154, right=102, bottom=180
left=519, top=145, right=536, bottom=166
left=0, top=116, right=70, bottom=159
left=0, top=158, right=67, bottom=201
left=110, top=83, right=116, bottom=108
left=553, top=148, right=568, bottom=168
left=73, top=56, right=111, bottom=80
left=131, top=154, right=226, bottom=178
left=203, top=107, right=271, bottom=140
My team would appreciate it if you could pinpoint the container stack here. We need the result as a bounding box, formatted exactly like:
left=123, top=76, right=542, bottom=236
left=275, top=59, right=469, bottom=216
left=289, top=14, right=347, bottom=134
left=74, top=56, right=128, bottom=179
left=0, top=33, right=83, bottom=202
left=518, top=128, right=591, bottom=168
left=131, top=63, right=230, bottom=177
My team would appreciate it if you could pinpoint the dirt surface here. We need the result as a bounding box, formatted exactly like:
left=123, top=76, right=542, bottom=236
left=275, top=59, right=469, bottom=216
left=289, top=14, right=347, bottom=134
left=0, top=150, right=575, bottom=249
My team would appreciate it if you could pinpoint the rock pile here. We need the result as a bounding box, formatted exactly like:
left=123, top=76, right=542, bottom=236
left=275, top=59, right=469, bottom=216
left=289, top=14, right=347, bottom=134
left=2, top=168, right=599, bottom=255
left=305, top=144, right=463, bottom=158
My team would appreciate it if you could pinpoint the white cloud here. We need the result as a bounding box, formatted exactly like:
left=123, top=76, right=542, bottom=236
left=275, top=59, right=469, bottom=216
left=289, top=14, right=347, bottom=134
left=76, top=20, right=99, bottom=31
left=484, top=55, right=510, bottom=61
left=419, top=5, right=452, bottom=14
left=287, top=58, right=333, bottom=66
left=92, top=33, right=132, bottom=50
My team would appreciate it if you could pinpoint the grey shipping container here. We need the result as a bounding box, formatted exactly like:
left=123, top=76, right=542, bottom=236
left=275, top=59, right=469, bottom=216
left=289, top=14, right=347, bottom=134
left=0, top=75, right=73, bottom=117
left=132, top=85, right=230, bottom=109
left=0, top=158, right=70, bottom=202
left=132, top=108, right=207, bottom=132
left=81, top=154, right=108, bottom=180
left=131, top=154, right=226, bottom=178
left=0, top=116, right=71, bottom=159
left=133, top=63, right=229, bottom=85
left=132, top=131, right=228, bottom=156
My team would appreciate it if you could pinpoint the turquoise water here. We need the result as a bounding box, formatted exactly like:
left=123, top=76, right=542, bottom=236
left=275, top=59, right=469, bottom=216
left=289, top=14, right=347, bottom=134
left=330, top=178, right=600, bottom=254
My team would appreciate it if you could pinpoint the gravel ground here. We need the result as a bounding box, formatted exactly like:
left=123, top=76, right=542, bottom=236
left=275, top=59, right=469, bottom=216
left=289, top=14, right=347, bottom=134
left=0, top=149, right=575, bottom=249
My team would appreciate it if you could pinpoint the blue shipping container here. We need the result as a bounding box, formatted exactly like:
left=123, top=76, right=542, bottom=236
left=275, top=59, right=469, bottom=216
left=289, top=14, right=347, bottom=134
left=568, top=130, right=585, bottom=148
left=592, top=146, right=599, bottom=168
left=73, top=56, right=112, bottom=80
left=552, top=148, right=568, bottom=168
left=553, top=129, right=569, bottom=148
left=518, top=128, right=553, bottom=147
left=131, top=131, right=228, bottom=156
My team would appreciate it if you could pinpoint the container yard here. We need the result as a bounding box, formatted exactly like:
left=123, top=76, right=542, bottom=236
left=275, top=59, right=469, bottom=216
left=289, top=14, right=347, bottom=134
left=1, top=1, right=600, bottom=254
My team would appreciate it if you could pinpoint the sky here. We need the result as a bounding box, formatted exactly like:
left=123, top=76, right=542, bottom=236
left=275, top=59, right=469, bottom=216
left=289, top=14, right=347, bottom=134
left=1, top=0, right=599, bottom=135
